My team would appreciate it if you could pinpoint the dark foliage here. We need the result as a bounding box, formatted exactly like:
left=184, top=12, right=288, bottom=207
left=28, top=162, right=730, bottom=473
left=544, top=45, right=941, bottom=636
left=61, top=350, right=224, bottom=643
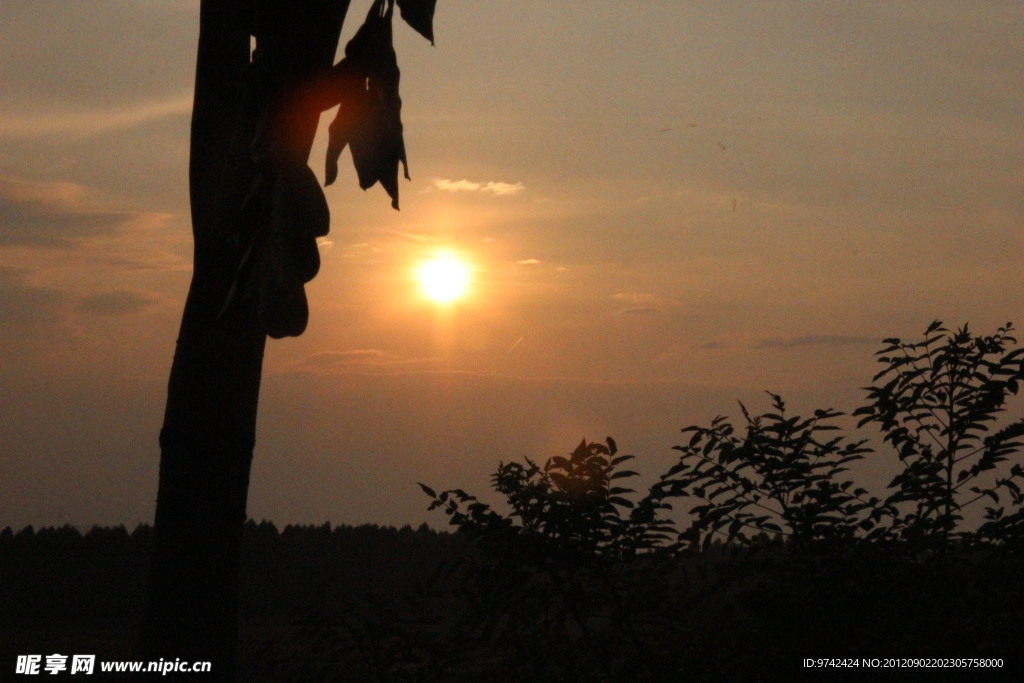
left=226, top=0, right=436, bottom=337
left=1, top=522, right=457, bottom=679
left=325, top=0, right=409, bottom=210
left=853, top=321, right=1024, bottom=547
left=657, top=396, right=879, bottom=550
left=418, top=322, right=1024, bottom=679
left=396, top=0, right=436, bottom=44
left=8, top=323, right=1022, bottom=679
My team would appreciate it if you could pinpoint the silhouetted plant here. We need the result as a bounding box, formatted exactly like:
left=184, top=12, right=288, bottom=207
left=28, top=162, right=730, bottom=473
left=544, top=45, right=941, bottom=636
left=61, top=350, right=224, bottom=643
left=420, top=438, right=684, bottom=679
left=421, top=437, right=680, bottom=556
left=419, top=321, right=1024, bottom=677
left=853, top=321, right=1024, bottom=548
left=655, top=394, right=880, bottom=551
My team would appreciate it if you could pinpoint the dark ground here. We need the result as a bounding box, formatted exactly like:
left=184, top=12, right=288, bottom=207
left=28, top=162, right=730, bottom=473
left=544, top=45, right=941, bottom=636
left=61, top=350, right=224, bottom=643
left=2, top=523, right=1022, bottom=681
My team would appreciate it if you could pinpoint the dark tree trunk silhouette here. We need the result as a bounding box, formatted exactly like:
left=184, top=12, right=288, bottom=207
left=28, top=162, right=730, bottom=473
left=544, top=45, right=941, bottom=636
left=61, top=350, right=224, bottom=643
left=139, top=0, right=351, bottom=677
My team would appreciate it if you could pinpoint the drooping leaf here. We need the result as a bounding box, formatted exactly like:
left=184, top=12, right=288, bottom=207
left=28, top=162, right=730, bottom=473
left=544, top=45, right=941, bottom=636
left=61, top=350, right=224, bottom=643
left=271, top=162, right=329, bottom=285
left=324, top=0, right=409, bottom=209
left=323, top=66, right=363, bottom=186
left=260, top=281, right=308, bottom=339
left=396, top=0, right=436, bottom=44
left=220, top=163, right=322, bottom=338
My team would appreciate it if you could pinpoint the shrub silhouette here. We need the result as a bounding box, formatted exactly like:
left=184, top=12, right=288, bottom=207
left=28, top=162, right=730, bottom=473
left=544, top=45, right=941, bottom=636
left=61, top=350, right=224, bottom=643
left=854, top=321, right=1024, bottom=548
left=426, top=322, right=1024, bottom=554
left=654, top=396, right=879, bottom=551
left=421, top=321, right=1024, bottom=678
left=418, top=439, right=674, bottom=678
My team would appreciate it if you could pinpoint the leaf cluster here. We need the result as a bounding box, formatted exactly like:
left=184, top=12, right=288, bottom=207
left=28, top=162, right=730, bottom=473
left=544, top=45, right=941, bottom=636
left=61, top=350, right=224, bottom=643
left=416, top=322, right=1024, bottom=677
left=656, top=395, right=879, bottom=551
left=422, top=438, right=675, bottom=559
left=853, top=321, right=1024, bottom=546
left=223, top=0, right=437, bottom=337
left=419, top=439, right=680, bottom=678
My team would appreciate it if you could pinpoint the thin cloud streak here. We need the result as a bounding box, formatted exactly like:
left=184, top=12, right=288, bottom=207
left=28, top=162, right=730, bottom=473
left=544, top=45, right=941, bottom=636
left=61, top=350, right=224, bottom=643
left=612, top=292, right=680, bottom=311
left=0, top=93, right=192, bottom=139
left=0, top=175, right=171, bottom=248
left=78, top=291, right=161, bottom=316
left=0, top=176, right=86, bottom=204
left=617, top=307, right=659, bottom=317
left=757, top=335, right=877, bottom=350
left=297, top=350, right=439, bottom=373
left=0, top=266, right=66, bottom=326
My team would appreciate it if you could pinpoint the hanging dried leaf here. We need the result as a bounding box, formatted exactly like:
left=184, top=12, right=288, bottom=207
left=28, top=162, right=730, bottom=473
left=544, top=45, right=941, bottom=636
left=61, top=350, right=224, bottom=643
left=396, top=0, right=437, bottom=44
left=221, top=160, right=325, bottom=337
left=276, top=163, right=330, bottom=238
left=218, top=171, right=271, bottom=323
left=271, top=162, right=329, bottom=284
left=220, top=0, right=441, bottom=337
left=324, top=69, right=363, bottom=186
left=324, top=0, right=409, bottom=209
left=257, top=161, right=326, bottom=336
left=260, top=282, right=309, bottom=339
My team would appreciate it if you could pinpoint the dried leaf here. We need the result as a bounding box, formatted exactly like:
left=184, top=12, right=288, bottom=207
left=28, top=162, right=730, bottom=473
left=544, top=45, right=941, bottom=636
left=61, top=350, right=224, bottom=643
left=324, top=70, right=363, bottom=186
left=324, top=0, right=409, bottom=209
left=396, top=0, right=436, bottom=44
left=260, top=282, right=308, bottom=339
left=270, top=163, right=328, bottom=285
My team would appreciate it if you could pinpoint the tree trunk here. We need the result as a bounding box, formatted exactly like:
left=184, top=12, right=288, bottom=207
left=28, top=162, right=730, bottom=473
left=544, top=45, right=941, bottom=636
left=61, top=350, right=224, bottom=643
left=140, top=1, right=349, bottom=678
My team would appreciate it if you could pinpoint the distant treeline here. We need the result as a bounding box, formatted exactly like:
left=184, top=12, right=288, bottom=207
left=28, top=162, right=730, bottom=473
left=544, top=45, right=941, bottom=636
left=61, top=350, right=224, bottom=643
left=3, top=522, right=1024, bottom=680
left=1, top=521, right=456, bottom=630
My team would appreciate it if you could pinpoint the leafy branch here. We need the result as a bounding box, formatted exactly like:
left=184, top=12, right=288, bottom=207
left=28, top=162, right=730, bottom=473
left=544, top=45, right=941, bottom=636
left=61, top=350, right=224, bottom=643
left=854, top=321, right=1024, bottom=546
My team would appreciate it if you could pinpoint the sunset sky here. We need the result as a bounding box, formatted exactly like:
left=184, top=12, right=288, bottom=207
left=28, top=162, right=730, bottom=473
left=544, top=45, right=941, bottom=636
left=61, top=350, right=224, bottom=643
left=2, top=1, right=1022, bottom=530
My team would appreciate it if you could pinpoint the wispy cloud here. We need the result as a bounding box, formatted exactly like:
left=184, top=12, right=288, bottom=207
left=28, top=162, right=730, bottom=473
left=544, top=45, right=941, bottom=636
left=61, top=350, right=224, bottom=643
left=1, top=267, right=163, bottom=333
left=612, top=292, right=675, bottom=304
left=0, top=177, right=85, bottom=204
left=0, top=175, right=170, bottom=248
left=616, top=307, right=659, bottom=317
left=516, top=258, right=541, bottom=265
left=300, top=350, right=394, bottom=366
left=431, top=178, right=525, bottom=196
left=0, top=267, right=66, bottom=327
left=611, top=292, right=679, bottom=316
left=298, top=349, right=437, bottom=372
left=756, top=335, right=876, bottom=349
left=0, top=93, right=192, bottom=140
left=384, top=231, right=435, bottom=244
left=78, top=291, right=161, bottom=316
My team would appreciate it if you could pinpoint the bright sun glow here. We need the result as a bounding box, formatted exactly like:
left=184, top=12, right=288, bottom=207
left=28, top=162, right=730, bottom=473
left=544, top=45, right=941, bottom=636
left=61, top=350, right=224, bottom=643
left=417, top=253, right=471, bottom=304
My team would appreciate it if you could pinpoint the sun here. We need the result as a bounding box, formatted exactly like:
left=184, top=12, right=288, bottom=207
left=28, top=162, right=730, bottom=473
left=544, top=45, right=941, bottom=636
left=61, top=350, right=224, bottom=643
left=416, top=253, right=471, bottom=304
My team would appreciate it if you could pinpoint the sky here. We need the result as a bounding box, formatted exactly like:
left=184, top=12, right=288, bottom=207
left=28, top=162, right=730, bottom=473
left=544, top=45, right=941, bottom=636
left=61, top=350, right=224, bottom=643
left=1, top=1, right=1022, bottom=530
